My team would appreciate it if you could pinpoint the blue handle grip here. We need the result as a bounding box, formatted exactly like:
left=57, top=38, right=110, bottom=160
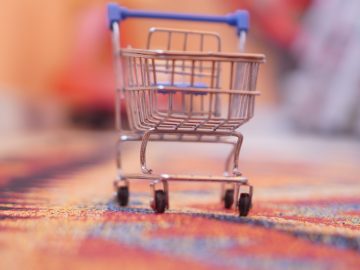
left=107, top=3, right=249, bottom=35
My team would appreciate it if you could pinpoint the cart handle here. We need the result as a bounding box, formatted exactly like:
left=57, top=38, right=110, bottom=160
left=107, top=3, right=249, bottom=35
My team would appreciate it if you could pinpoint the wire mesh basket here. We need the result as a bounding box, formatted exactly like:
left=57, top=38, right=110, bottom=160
left=121, top=47, right=264, bottom=132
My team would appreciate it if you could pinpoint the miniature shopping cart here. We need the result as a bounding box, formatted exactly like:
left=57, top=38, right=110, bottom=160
left=107, top=3, right=265, bottom=216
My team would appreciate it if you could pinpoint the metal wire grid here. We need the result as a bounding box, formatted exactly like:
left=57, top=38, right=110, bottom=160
left=120, top=48, right=263, bottom=132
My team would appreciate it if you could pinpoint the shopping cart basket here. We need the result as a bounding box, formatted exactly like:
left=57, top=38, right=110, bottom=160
left=107, top=3, right=265, bottom=216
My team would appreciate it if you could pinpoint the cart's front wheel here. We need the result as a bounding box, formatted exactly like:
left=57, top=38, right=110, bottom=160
left=117, top=186, right=129, bottom=206
left=224, top=189, right=234, bottom=209
left=238, top=193, right=251, bottom=216
left=154, top=190, right=167, bottom=214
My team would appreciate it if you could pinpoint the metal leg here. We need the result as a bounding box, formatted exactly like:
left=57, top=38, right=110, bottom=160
left=140, top=128, right=156, bottom=174
left=221, top=141, right=238, bottom=204
left=116, top=138, right=124, bottom=179
left=224, top=142, right=237, bottom=176
left=230, top=131, right=243, bottom=176
left=114, top=137, right=130, bottom=190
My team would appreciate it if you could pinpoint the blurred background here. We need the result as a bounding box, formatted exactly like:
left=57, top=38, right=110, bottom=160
left=1, top=0, right=359, bottom=138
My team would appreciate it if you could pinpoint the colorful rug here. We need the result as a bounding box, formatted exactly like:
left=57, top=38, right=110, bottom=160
left=1, top=130, right=360, bottom=269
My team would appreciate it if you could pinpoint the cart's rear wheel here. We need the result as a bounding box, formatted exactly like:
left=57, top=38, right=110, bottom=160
left=238, top=193, right=251, bottom=216
left=224, top=189, right=234, bottom=209
left=117, top=186, right=129, bottom=206
left=154, top=190, right=167, bottom=214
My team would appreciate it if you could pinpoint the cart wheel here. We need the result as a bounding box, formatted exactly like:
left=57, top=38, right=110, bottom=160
left=238, top=193, right=251, bottom=217
left=224, top=189, right=234, bottom=209
left=154, top=190, right=167, bottom=214
left=117, top=186, right=129, bottom=206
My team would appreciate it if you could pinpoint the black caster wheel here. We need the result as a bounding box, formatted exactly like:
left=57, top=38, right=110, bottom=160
left=117, top=186, right=129, bottom=206
left=224, top=189, right=234, bottom=209
left=153, top=190, right=167, bottom=214
left=238, top=193, right=251, bottom=217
